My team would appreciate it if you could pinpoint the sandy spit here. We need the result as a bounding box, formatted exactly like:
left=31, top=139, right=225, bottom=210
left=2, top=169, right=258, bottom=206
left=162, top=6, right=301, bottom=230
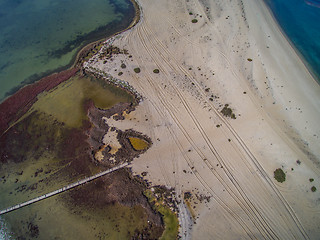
left=87, top=0, right=320, bottom=238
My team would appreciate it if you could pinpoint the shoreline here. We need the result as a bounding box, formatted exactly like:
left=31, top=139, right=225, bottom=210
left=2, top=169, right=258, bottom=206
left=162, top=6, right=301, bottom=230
left=74, top=0, right=141, bottom=68
left=85, top=0, right=320, bottom=238
left=1, top=0, right=141, bottom=104
left=243, top=0, right=320, bottom=164
left=1, top=0, right=320, bottom=238
left=261, top=0, right=320, bottom=83
left=0, top=0, right=141, bottom=136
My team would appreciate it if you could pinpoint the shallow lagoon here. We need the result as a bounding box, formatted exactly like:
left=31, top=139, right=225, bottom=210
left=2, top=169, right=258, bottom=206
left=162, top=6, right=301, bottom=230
left=0, top=0, right=134, bottom=101
left=0, top=74, right=161, bottom=239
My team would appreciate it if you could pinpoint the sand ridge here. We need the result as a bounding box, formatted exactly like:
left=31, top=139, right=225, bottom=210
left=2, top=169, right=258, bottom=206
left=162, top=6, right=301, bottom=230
left=86, top=0, right=320, bottom=238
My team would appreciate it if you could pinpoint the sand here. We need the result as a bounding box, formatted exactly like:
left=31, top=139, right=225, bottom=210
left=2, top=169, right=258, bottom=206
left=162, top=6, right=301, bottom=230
left=86, top=0, right=320, bottom=238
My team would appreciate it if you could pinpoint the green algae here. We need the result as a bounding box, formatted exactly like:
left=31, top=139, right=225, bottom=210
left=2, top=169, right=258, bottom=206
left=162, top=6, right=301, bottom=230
left=144, top=190, right=179, bottom=240
left=0, top=110, right=98, bottom=206
left=159, top=207, right=180, bottom=240
left=3, top=192, right=150, bottom=240
left=31, top=74, right=134, bottom=128
left=128, top=137, right=150, bottom=151
left=0, top=72, right=165, bottom=239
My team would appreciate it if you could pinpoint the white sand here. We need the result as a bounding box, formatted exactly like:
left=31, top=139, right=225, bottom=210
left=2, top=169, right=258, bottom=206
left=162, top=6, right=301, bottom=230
left=86, top=0, right=320, bottom=238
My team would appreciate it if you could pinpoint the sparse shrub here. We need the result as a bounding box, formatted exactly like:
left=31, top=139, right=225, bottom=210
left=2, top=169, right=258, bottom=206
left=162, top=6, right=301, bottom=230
left=153, top=69, right=160, bottom=73
left=118, top=72, right=123, bottom=76
left=192, top=19, right=198, bottom=23
left=274, top=168, right=286, bottom=183
left=184, top=192, right=192, bottom=200
left=189, top=12, right=193, bottom=15
left=221, top=104, right=236, bottom=119
left=247, top=58, right=253, bottom=62
left=311, top=186, right=317, bottom=192
left=134, top=67, right=141, bottom=73
left=309, top=178, right=314, bottom=182
left=121, top=63, right=126, bottom=69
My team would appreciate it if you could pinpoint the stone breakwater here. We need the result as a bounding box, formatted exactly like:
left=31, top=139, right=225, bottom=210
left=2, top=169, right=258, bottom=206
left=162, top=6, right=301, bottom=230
left=83, top=38, right=142, bottom=102
left=84, top=66, right=142, bottom=102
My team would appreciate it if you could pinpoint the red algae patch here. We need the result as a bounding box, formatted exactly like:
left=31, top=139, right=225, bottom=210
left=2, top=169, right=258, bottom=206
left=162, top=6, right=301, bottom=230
left=0, top=68, right=79, bottom=135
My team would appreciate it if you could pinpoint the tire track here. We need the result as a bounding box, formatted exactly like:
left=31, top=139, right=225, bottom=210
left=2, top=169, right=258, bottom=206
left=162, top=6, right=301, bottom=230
left=136, top=11, right=308, bottom=238
left=134, top=22, right=284, bottom=239
left=128, top=24, right=275, bottom=238
left=130, top=16, right=308, bottom=238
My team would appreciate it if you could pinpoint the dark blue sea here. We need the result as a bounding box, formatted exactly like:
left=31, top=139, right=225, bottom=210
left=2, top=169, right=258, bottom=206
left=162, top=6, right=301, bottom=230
left=264, top=0, right=320, bottom=82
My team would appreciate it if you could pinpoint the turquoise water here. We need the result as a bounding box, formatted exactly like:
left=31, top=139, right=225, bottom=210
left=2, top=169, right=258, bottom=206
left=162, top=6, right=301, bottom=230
left=0, top=0, right=134, bottom=101
left=0, top=0, right=135, bottom=238
left=265, top=0, right=320, bottom=82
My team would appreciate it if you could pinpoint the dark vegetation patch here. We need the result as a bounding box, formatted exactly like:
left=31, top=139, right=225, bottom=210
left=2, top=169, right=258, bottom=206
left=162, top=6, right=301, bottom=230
left=28, top=221, right=39, bottom=238
left=184, top=192, right=192, bottom=200
left=191, top=19, right=198, bottom=23
left=88, top=101, right=152, bottom=167
left=274, top=168, right=286, bottom=183
left=247, top=58, right=253, bottom=62
left=64, top=168, right=165, bottom=239
left=0, top=111, right=66, bottom=164
left=83, top=45, right=129, bottom=65
left=0, top=83, right=167, bottom=239
left=221, top=104, right=236, bottom=119
left=144, top=186, right=179, bottom=239
left=311, top=186, right=317, bottom=192
left=153, top=69, right=160, bottom=74
left=134, top=67, right=141, bottom=73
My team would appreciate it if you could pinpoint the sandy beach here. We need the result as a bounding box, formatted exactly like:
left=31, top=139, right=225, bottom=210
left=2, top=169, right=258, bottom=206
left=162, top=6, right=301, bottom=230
left=85, top=0, right=320, bottom=238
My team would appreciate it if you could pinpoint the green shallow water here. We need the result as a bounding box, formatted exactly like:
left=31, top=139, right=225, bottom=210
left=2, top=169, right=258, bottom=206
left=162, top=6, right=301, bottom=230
left=0, top=74, right=143, bottom=239
left=0, top=0, right=135, bottom=101
left=3, top=184, right=150, bottom=239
